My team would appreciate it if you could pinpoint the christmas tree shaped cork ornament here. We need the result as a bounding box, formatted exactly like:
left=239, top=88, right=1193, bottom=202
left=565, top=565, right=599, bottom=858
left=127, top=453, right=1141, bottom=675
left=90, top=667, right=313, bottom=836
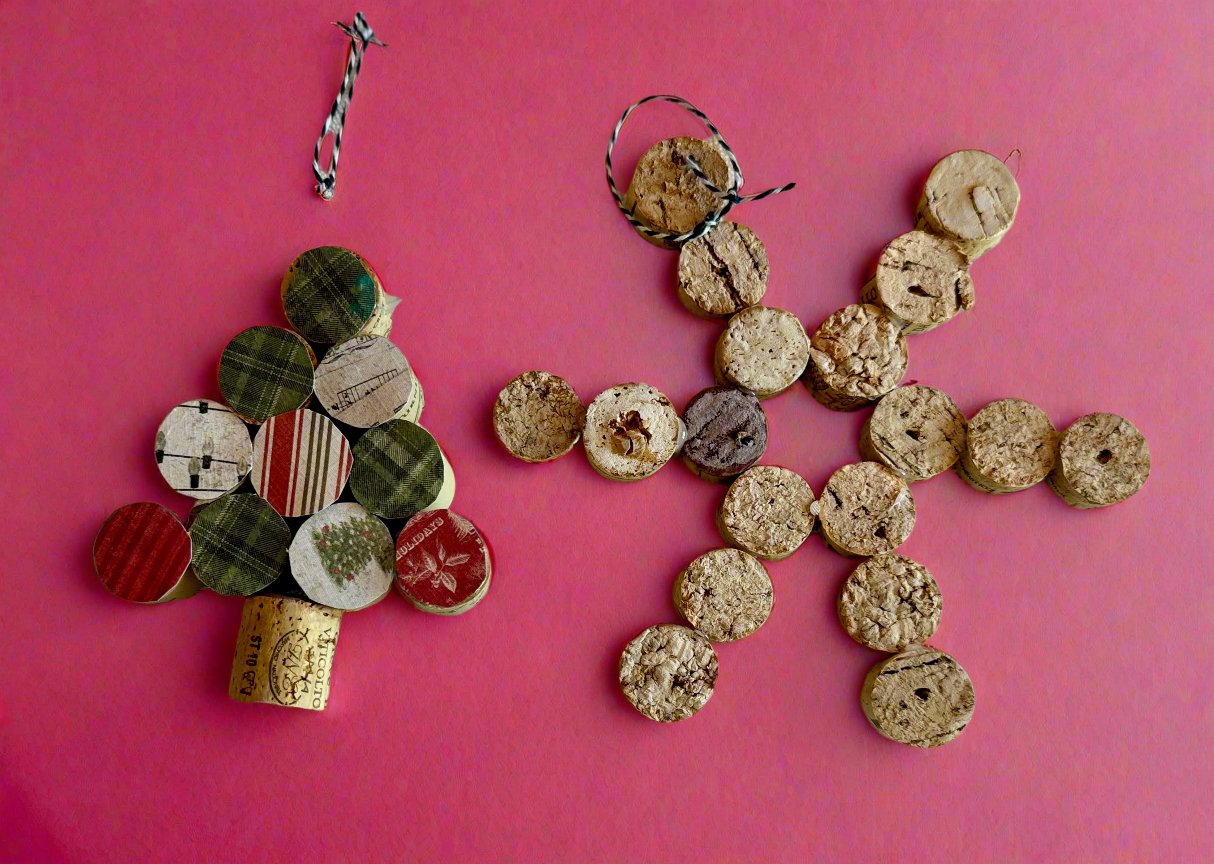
left=493, top=371, right=585, bottom=463
left=189, top=493, right=291, bottom=596
left=818, top=462, right=916, bottom=557
left=674, top=548, right=773, bottom=643
left=838, top=554, right=942, bottom=652
left=229, top=595, right=341, bottom=711
left=394, top=509, right=492, bottom=615
left=618, top=624, right=719, bottom=722
left=281, top=247, right=394, bottom=345
left=289, top=503, right=394, bottom=611
left=582, top=383, right=685, bottom=481
left=1048, top=413, right=1150, bottom=508
left=806, top=304, right=908, bottom=411
left=677, top=222, right=769, bottom=317
left=623, top=137, right=736, bottom=249
left=154, top=399, right=252, bottom=499
left=314, top=335, right=424, bottom=428
left=715, top=306, right=810, bottom=399
left=717, top=465, right=816, bottom=561
left=218, top=326, right=317, bottom=424
left=860, top=231, right=975, bottom=333
left=250, top=408, right=353, bottom=518
left=349, top=419, right=455, bottom=519
left=917, top=150, right=1020, bottom=260
left=957, top=398, right=1057, bottom=493
left=861, top=645, right=975, bottom=748
left=859, top=385, right=967, bottom=481
left=680, top=386, right=768, bottom=482
left=93, top=502, right=198, bottom=603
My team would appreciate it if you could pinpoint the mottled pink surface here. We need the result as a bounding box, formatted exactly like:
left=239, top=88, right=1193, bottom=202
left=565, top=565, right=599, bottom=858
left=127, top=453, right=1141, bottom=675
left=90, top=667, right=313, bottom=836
left=3, top=2, right=1212, bottom=861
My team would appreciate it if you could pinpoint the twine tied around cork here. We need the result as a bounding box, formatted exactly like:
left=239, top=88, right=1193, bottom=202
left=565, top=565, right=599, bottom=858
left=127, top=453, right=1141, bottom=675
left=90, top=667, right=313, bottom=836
left=605, top=95, right=797, bottom=245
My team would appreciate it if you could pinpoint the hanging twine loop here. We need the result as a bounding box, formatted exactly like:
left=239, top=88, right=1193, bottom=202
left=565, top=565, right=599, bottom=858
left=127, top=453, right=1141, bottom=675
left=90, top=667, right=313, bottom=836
left=605, top=95, right=796, bottom=245
left=312, top=12, right=386, bottom=201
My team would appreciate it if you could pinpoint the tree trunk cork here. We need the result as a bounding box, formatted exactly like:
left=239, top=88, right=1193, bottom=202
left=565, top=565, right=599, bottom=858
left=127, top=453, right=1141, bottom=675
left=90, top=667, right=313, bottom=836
left=228, top=595, right=342, bottom=711
left=674, top=548, right=774, bottom=643
left=717, top=465, right=816, bottom=561
left=957, top=398, right=1057, bottom=494
left=805, top=304, right=908, bottom=411
left=618, top=624, right=718, bottom=722
left=860, top=231, right=975, bottom=333
left=916, top=150, right=1020, bottom=260
left=680, top=386, right=768, bottom=482
left=859, top=385, right=967, bottom=481
left=493, top=370, right=586, bottom=463
left=818, top=462, right=916, bottom=557
left=623, top=137, right=736, bottom=249
left=1048, top=412, right=1150, bottom=509
left=583, top=383, right=685, bottom=481
left=714, top=305, right=810, bottom=399
left=677, top=222, right=769, bottom=317
left=861, top=645, right=975, bottom=748
left=838, top=554, right=942, bottom=652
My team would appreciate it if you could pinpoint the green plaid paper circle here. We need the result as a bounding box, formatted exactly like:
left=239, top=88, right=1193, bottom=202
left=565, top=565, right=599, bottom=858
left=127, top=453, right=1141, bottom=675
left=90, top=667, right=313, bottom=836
left=189, top=493, right=290, bottom=596
left=218, top=326, right=316, bottom=423
left=350, top=419, right=445, bottom=519
left=281, top=247, right=379, bottom=344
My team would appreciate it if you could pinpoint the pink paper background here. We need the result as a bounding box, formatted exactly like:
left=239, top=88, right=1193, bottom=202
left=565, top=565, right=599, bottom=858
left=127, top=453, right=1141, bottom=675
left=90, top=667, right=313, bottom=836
left=3, top=1, right=1212, bottom=861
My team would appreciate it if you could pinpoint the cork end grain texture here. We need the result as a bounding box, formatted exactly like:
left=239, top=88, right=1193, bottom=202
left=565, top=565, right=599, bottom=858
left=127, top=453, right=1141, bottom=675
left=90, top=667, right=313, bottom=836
left=715, top=305, right=810, bottom=398
left=861, top=645, right=975, bottom=748
left=818, top=462, right=916, bottom=557
left=864, top=230, right=975, bottom=332
left=917, top=150, right=1021, bottom=259
left=618, top=624, right=719, bottom=722
left=681, top=386, right=768, bottom=481
left=807, top=304, right=908, bottom=411
left=959, top=398, right=1057, bottom=493
left=494, top=370, right=586, bottom=463
left=860, top=385, right=967, bottom=481
left=717, top=465, right=816, bottom=560
left=838, top=554, right=942, bottom=652
left=677, top=221, right=769, bottom=317
left=623, top=137, right=735, bottom=247
left=1049, top=412, right=1150, bottom=508
left=674, top=548, right=773, bottom=642
left=583, top=383, right=684, bottom=481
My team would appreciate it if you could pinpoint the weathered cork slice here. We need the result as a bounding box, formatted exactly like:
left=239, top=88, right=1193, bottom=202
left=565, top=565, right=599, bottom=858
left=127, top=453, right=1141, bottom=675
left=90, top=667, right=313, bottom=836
left=717, top=465, right=816, bottom=561
left=681, top=386, right=768, bottom=482
left=859, top=385, right=967, bottom=481
left=493, top=370, right=585, bottom=463
left=917, top=150, right=1020, bottom=259
left=714, top=305, right=810, bottom=399
left=805, top=304, right=908, bottom=411
left=618, top=624, right=718, bottom=722
left=861, top=645, right=975, bottom=748
left=957, top=398, right=1057, bottom=493
left=818, top=462, right=916, bottom=557
left=154, top=399, right=252, bottom=500
left=289, top=502, right=394, bottom=611
left=838, top=554, right=942, bottom=652
left=677, top=222, right=769, bottom=317
left=861, top=231, right=975, bottom=333
left=314, top=335, right=424, bottom=428
left=623, top=137, right=736, bottom=248
left=1048, top=412, right=1150, bottom=508
left=228, top=595, right=342, bottom=711
left=583, top=383, right=684, bottom=481
left=674, top=548, right=773, bottom=643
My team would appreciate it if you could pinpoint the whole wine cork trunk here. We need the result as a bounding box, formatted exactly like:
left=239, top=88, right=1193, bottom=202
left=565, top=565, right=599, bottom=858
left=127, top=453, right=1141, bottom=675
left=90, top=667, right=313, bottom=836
left=1048, top=412, right=1151, bottom=508
left=916, top=150, right=1020, bottom=260
left=957, top=398, right=1057, bottom=494
left=229, top=596, right=342, bottom=711
left=677, top=222, right=769, bottom=317
left=860, top=231, right=975, bottom=333
left=861, top=645, right=975, bottom=748
left=806, top=304, right=908, bottom=412
left=623, top=137, right=736, bottom=249
left=859, top=385, right=967, bottom=481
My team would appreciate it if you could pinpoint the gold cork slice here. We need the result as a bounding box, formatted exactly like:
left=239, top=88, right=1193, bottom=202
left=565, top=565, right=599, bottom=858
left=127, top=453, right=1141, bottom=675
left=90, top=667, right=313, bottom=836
left=623, top=137, right=736, bottom=248
left=228, top=595, right=342, bottom=711
left=861, top=645, right=975, bottom=748
left=582, top=383, right=684, bottom=482
left=493, top=371, right=586, bottom=463
left=806, top=304, right=908, bottom=411
left=859, top=385, right=967, bottom=481
left=916, top=150, right=1020, bottom=259
left=714, top=305, right=810, bottom=399
left=1048, top=412, right=1150, bottom=508
left=957, top=398, right=1057, bottom=493
left=838, top=554, right=942, bottom=652
left=677, top=222, right=769, bottom=317
left=861, top=231, right=975, bottom=333
left=618, top=624, right=718, bottom=722
left=717, top=465, right=816, bottom=561
left=674, top=548, right=773, bottom=643
left=818, top=462, right=916, bottom=557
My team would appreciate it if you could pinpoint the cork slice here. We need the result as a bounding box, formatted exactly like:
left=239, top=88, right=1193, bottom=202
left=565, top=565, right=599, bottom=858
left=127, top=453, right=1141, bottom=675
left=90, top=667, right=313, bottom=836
left=805, top=304, right=908, bottom=412
left=289, top=503, right=395, bottom=611
left=681, top=386, right=768, bottom=482
left=229, top=595, right=342, bottom=711
left=618, top=624, right=719, bottom=722
left=860, top=231, right=975, bottom=333
left=957, top=398, right=1057, bottom=493
left=493, top=370, right=586, bottom=463
left=717, top=465, right=816, bottom=560
left=818, top=462, right=916, bottom=557
left=859, top=385, right=967, bottom=481
left=623, top=137, right=736, bottom=248
left=916, top=150, right=1020, bottom=259
left=154, top=399, right=252, bottom=500
left=251, top=409, right=352, bottom=517
left=677, top=222, right=769, bottom=317
left=838, top=554, right=942, bottom=652
left=583, top=383, right=684, bottom=482
left=861, top=645, right=975, bottom=748
left=714, top=306, right=810, bottom=399
left=394, top=509, right=492, bottom=615
left=218, top=325, right=317, bottom=424
left=349, top=419, right=456, bottom=519
left=1048, top=412, right=1150, bottom=508
left=674, top=548, right=773, bottom=643
left=314, top=335, right=424, bottom=428
left=189, top=493, right=291, bottom=596
left=93, top=502, right=194, bottom=604
left=281, top=246, right=388, bottom=345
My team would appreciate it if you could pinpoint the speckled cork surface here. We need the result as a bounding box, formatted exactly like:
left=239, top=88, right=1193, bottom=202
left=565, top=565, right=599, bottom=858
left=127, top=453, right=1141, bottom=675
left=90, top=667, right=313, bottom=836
left=623, top=137, right=735, bottom=248
left=818, top=462, right=916, bottom=557
left=714, top=305, right=810, bottom=399
left=916, top=149, right=1020, bottom=259
left=958, top=398, right=1057, bottom=493
left=583, top=383, right=684, bottom=481
left=838, top=554, right=942, bottom=652
left=861, top=230, right=975, bottom=333
left=861, top=645, right=975, bottom=748
left=717, top=465, right=816, bottom=561
left=674, top=548, right=773, bottom=642
left=860, top=385, right=967, bottom=481
left=1049, top=412, right=1150, bottom=508
left=806, top=304, right=908, bottom=411
left=618, top=624, right=718, bottom=722
left=677, top=222, right=769, bottom=317
left=680, top=386, right=768, bottom=481
left=494, top=370, right=586, bottom=463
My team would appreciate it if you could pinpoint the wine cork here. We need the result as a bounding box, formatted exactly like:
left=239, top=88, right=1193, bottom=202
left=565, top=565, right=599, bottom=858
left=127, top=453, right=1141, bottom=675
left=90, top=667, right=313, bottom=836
left=394, top=509, right=492, bottom=615
left=229, top=595, right=342, bottom=711
left=189, top=493, right=291, bottom=596
left=289, top=503, right=394, bottom=611
left=314, top=335, right=424, bottom=428
left=717, top=465, right=816, bottom=560
left=618, top=624, right=719, bottom=722
left=582, top=383, right=684, bottom=481
left=349, top=419, right=456, bottom=519
left=860, top=231, right=975, bottom=333
left=681, top=386, right=768, bottom=482
left=916, top=150, right=1020, bottom=259
left=1048, top=412, right=1150, bottom=509
left=838, top=554, right=941, bottom=652
left=859, top=385, right=967, bottom=481
left=623, top=137, right=736, bottom=248
left=218, top=326, right=317, bottom=424
left=818, top=462, right=916, bottom=557
left=154, top=399, right=252, bottom=500
left=957, top=398, right=1057, bottom=493
left=714, top=306, right=810, bottom=399
left=861, top=645, right=975, bottom=748
left=250, top=409, right=352, bottom=517
left=676, top=222, right=769, bottom=317
left=674, top=548, right=773, bottom=643
left=805, top=304, right=908, bottom=411
left=93, top=502, right=195, bottom=603
left=281, top=246, right=391, bottom=345
left=493, top=370, right=585, bottom=463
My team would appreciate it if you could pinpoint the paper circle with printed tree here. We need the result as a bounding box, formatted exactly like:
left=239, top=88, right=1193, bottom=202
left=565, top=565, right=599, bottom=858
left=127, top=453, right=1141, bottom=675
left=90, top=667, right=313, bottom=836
left=218, top=325, right=317, bottom=424
left=251, top=408, right=353, bottom=517
left=154, top=398, right=253, bottom=500
left=93, top=502, right=196, bottom=603
left=394, top=509, right=491, bottom=615
left=289, top=503, right=395, bottom=611
left=350, top=419, right=455, bottom=519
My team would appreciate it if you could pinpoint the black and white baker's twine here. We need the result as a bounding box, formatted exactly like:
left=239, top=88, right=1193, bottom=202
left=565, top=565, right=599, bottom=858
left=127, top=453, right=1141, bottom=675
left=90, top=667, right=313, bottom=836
left=605, top=95, right=796, bottom=244
left=312, top=12, right=386, bottom=201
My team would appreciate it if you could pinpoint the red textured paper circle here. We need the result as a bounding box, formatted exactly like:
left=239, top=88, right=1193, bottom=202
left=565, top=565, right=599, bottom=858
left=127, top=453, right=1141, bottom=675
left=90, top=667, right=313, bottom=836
left=93, top=502, right=191, bottom=602
left=394, top=509, right=490, bottom=610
